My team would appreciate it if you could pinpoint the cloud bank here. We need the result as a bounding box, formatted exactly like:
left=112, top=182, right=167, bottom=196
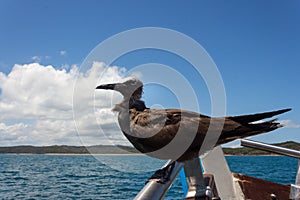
left=0, top=62, right=129, bottom=146
left=279, top=120, right=300, bottom=129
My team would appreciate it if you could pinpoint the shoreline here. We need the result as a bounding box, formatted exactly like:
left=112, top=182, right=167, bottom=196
left=0, top=153, right=283, bottom=156
left=0, top=153, right=142, bottom=156
left=1, top=141, right=298, bottom=156
left=224, top=154, right=282, bottom=156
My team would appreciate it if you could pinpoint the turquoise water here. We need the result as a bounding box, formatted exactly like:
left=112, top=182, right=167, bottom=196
left=0, top=154, right=298, bottom=199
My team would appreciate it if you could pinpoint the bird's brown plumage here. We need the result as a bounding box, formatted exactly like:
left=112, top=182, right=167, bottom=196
left=96, top=78, right=291, bottom=162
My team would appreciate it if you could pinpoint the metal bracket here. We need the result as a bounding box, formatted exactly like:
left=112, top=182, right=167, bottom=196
left=184, top=157, right=220, bottom=200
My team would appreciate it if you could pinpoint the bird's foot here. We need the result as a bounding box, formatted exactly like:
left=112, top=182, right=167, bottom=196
left=146, top=162, right=175, bottom=184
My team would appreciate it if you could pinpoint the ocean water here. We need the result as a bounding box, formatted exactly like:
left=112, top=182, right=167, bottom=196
left=0, top=154, right=298, bottom=199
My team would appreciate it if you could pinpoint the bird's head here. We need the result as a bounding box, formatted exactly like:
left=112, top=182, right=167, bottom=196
left=96, top=78, right=143, bottom=101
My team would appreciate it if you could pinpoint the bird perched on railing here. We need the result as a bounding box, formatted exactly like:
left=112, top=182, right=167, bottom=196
left=96, top=78, right=291, bottom=183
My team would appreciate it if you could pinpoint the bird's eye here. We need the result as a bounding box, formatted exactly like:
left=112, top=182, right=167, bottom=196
left=130, top=80, right=137, bottom=85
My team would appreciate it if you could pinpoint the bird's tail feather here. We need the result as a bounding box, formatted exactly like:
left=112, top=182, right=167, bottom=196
left=228, top=108, right=291, bottom=125
left=218, top=118, right=282, bottom=145
left=242, top=118, right=281, bottom=137
left=217, top=108, right=291, bottom=145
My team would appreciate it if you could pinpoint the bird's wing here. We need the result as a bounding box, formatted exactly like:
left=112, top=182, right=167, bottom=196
left=130, top=109, right=181, bottom=138
left=130, top=109, right=210, bottom=134
left=128, top=109, right=210, bottom=152
left=165, top=109, right=210, bottom=119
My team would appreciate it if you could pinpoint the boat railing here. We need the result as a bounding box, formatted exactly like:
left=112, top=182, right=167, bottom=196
left=135, top=140, right=300, bottom=200
left=134, top=161, right=184, bottom=200
left=241, top=139, right=300, bottom=159
left=241, top=139, right=300, bottom=200
left=135, top=153, right=222, bottom=200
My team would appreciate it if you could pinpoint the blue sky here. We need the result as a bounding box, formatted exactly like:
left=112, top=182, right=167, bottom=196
left=0, top=0, right=299, bottom=147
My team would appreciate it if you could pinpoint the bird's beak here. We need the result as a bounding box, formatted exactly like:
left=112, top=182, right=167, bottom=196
left=95, top=83, right=117, bottom=90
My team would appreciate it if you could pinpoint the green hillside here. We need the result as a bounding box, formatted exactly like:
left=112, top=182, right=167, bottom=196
left=223, top=141, right=300, bottom=155
left=0, top=145, right=138, bottom=154
left=0, top=141, right=299, bottom=155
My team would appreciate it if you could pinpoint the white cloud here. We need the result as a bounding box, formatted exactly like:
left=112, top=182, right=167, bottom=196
left=31, top=55, right=51, bottom=63
left=279, top=120, right=300, bottom=129
left=31, top=56, right=42, bottom=62
left=0, top=62, right=130, bottom=146
left=60, top=50, right=67, bottom=56
left=0, top=122, right=32, bottom=146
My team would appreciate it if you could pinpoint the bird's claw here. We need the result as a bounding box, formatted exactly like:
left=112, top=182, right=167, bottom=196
left=145, top=168, right=170, bottom=184
left=145, top=162, right=175, bottom=184
left=145, top=177, right=169, bottom=184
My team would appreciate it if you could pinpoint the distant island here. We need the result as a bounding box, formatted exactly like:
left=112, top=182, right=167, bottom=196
left=0, top=145, right=139, bottom=154
left=222, top=141, right=300, bottom=155
left=0, top=141, right=299, bottom=155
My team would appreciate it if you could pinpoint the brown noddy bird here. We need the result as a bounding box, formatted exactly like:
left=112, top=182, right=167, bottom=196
left=96, top=78, right=291, bottom=183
